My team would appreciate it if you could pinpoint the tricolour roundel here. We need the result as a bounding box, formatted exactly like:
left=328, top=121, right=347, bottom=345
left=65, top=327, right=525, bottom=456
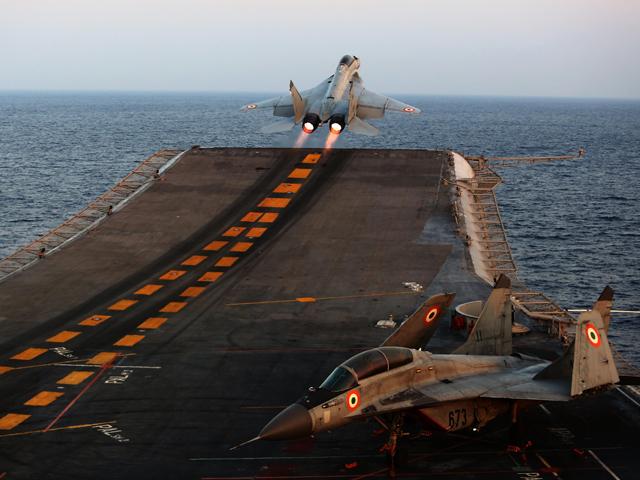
left=346, top=389, right=360, bottom=412
left=403, top=106, right=415, bottom=112
left=585, top=323, right=601, bottom=347
left=423, top=306, right=441, bottom=325
left=246, top=104, right=257, bottom=109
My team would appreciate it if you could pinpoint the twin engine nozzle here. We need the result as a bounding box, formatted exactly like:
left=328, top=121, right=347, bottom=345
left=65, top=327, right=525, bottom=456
left=301, top=114, right=345, bottom=134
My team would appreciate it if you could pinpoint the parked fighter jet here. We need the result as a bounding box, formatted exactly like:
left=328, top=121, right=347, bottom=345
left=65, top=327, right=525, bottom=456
left=241, top=55, right=421, bottom=136
left=236, top=276, right=622, bottom=466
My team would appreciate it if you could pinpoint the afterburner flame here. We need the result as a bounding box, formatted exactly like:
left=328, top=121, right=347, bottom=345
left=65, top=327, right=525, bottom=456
left=323, top=131, right=340, bottom=150
left=294, top=130, right=308, bottom=148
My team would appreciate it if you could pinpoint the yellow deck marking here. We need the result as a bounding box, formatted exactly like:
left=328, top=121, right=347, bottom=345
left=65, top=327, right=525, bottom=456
left=273, top=182, right=301, bottom=194
left=160, top=270, right=187, bottom=281
left=159, top=301, right=187, bottom=313
left=46, top=331, right=81, bottom=343
left=241, top=212, right=262, bottom=222
left=181, top=255, right=207, bottom=266
left=87, top=352, right=118, bottom=365
left=231, top=242, right=253, bottom=253
left=0, top=366, right=13, bottom=375
left=215, top=257, right=238, bottom=268
left=79, top=314, right=111, bottom=327
left=288, top=168, right=311, bottom=179
left=108, top=299, right=138, bottom=311
left=114, top=335, right=144, bottom=347
left=246, top=227, right=267, bottom=238
left=296, top=297, right=317, bottom=303
left=0, top=413, right=30, bottom=431
left=204, top=240, right=228, bottom=251
left=25, top=391, right=64, bottom=407
left=223, top=226, right=246, bottom=237
left=199, top=271, right=223, bottom=282
left=180, top=286, right=206, bottom=298
left=226, top=290, right=418, bottom=307
left=135, top=284, right=163, bottom=296
left=11, top=348, right=47, bottom=361
left=57, top=371, right=94, bottom=385
left=259, top=212, right=279, bottom=223
left=258, top=198, right=290, bottom=208
left=302, top=153, right=321, bottom=164
left=0, top=420, right=116, bottom=438
left=138, top=317, right=168, bottom=329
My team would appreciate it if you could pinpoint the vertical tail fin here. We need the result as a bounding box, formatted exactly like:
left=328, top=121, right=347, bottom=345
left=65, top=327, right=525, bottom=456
left=592, top=285, right=614, bottom=332
left=570, top=310, right=619, bottom=395
left=381, top=293, right=455, bottom=349
left=289, top=81, right=305, bottom=123
left=534, top=287, right=619, bottom=396
left=453, top=274, right=512, bottom=356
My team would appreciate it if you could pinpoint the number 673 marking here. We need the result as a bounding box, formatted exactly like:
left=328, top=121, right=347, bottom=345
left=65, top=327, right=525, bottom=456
left=448, top=408, right=467, bottom=429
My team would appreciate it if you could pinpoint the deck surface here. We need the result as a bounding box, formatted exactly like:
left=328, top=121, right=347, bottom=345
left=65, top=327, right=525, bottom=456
left=0, top=148, right=637, bottom=479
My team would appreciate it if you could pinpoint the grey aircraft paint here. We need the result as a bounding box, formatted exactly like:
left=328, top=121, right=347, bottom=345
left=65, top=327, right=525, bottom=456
left=241, top=55, right=421, bottom=136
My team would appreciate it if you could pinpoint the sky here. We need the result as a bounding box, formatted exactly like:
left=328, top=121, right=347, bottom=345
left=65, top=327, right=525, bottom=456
left=1, top=0, right=639, bottom=98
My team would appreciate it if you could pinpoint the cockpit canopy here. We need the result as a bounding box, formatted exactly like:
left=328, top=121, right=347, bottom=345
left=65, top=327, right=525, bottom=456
left=339, top=54, right=356, bottom=66
left=319, top=347, right=414, bottom=392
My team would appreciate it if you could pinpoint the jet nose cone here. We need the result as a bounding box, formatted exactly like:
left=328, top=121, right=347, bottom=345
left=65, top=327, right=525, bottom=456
left=260, top=404, right=312, bottom=441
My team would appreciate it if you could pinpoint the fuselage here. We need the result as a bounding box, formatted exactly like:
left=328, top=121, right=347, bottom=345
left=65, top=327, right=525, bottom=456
left=303, top=54, right=360, bottom=134
left=259, top=347, right=549, bottom=441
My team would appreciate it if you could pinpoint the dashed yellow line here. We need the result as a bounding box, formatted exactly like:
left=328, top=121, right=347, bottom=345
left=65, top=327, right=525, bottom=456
left=215, top=257, right=238, bottom=268
left=288, top=168, right=312, bottom=179
left=246, top=227, right=267, bottom=238
left=108, top=299, right=138, bottom=311
left=24, top=391, right=64, bottom=407
left=159, top=270, right=186, bottom=281
left=138, top=317, right=167, bottom=329
left=134, top=284, right=164, bottom=295
left=204, top=240, right=228, bottom=251
left=181, top=255, right=207, bottom=266
left=87, top=352, right=119, bottom=365
left=241, top=212, right=262, bottom=222
left=114, top=335, right=144, bottom=347
left=0, top=413, right=30, bottom=431
left=79, top=314, right=110, bottom=326
left=230, top=242, right=253, bottom=253
left=47, top=331, right=81, bottom=343
left=259, top=212, right=279, bottom=223
left=302, top=153, right=321, bottom=164
left=57, top=371, right=94, bottom=385
left=273, top=182, right=301, bottom=194
left=159, top=301, right=187, bottom=313
left=223, top=226, right=246, bottom=237
left=11, top=348, right=47, bottom=361
left=199, top=271, right=223, bottom=282
left=180, top=286, right=206, bottom=298
left=258, top=198, right=290, bottom=208
left=0, top=366, right=14, bottom=375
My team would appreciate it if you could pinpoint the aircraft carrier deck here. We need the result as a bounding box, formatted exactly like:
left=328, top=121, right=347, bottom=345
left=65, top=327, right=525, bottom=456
left=0, top=148, right=638, bottom=479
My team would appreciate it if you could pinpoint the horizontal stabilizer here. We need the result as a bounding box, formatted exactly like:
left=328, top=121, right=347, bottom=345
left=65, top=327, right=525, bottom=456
left=260, top=120, right=296, bottom=134
left=348, top=117, right=379, bottom=136
left=381, top=293, right=456, bottom=349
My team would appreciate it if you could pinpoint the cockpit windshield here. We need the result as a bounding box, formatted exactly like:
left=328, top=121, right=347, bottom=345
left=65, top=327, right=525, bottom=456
left=319, top=366, right=357, bottom=392
left=319, top=347, right=414, bottom=392
left=339, top=54, right=355, bottom=66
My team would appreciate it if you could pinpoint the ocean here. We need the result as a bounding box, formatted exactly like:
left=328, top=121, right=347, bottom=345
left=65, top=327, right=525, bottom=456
left=0, top=92, right=638, bottom=363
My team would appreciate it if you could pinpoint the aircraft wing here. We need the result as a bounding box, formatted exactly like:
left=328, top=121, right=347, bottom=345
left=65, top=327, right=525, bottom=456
left=356, top=90, right=421, bottom=120
left=242, top=76, right=333, bottom=118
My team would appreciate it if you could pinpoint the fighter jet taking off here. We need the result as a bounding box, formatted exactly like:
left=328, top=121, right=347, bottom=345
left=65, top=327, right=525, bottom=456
left=241, top=55, right=421, bottom=136
left=235, top=276, right=629, bottom=468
